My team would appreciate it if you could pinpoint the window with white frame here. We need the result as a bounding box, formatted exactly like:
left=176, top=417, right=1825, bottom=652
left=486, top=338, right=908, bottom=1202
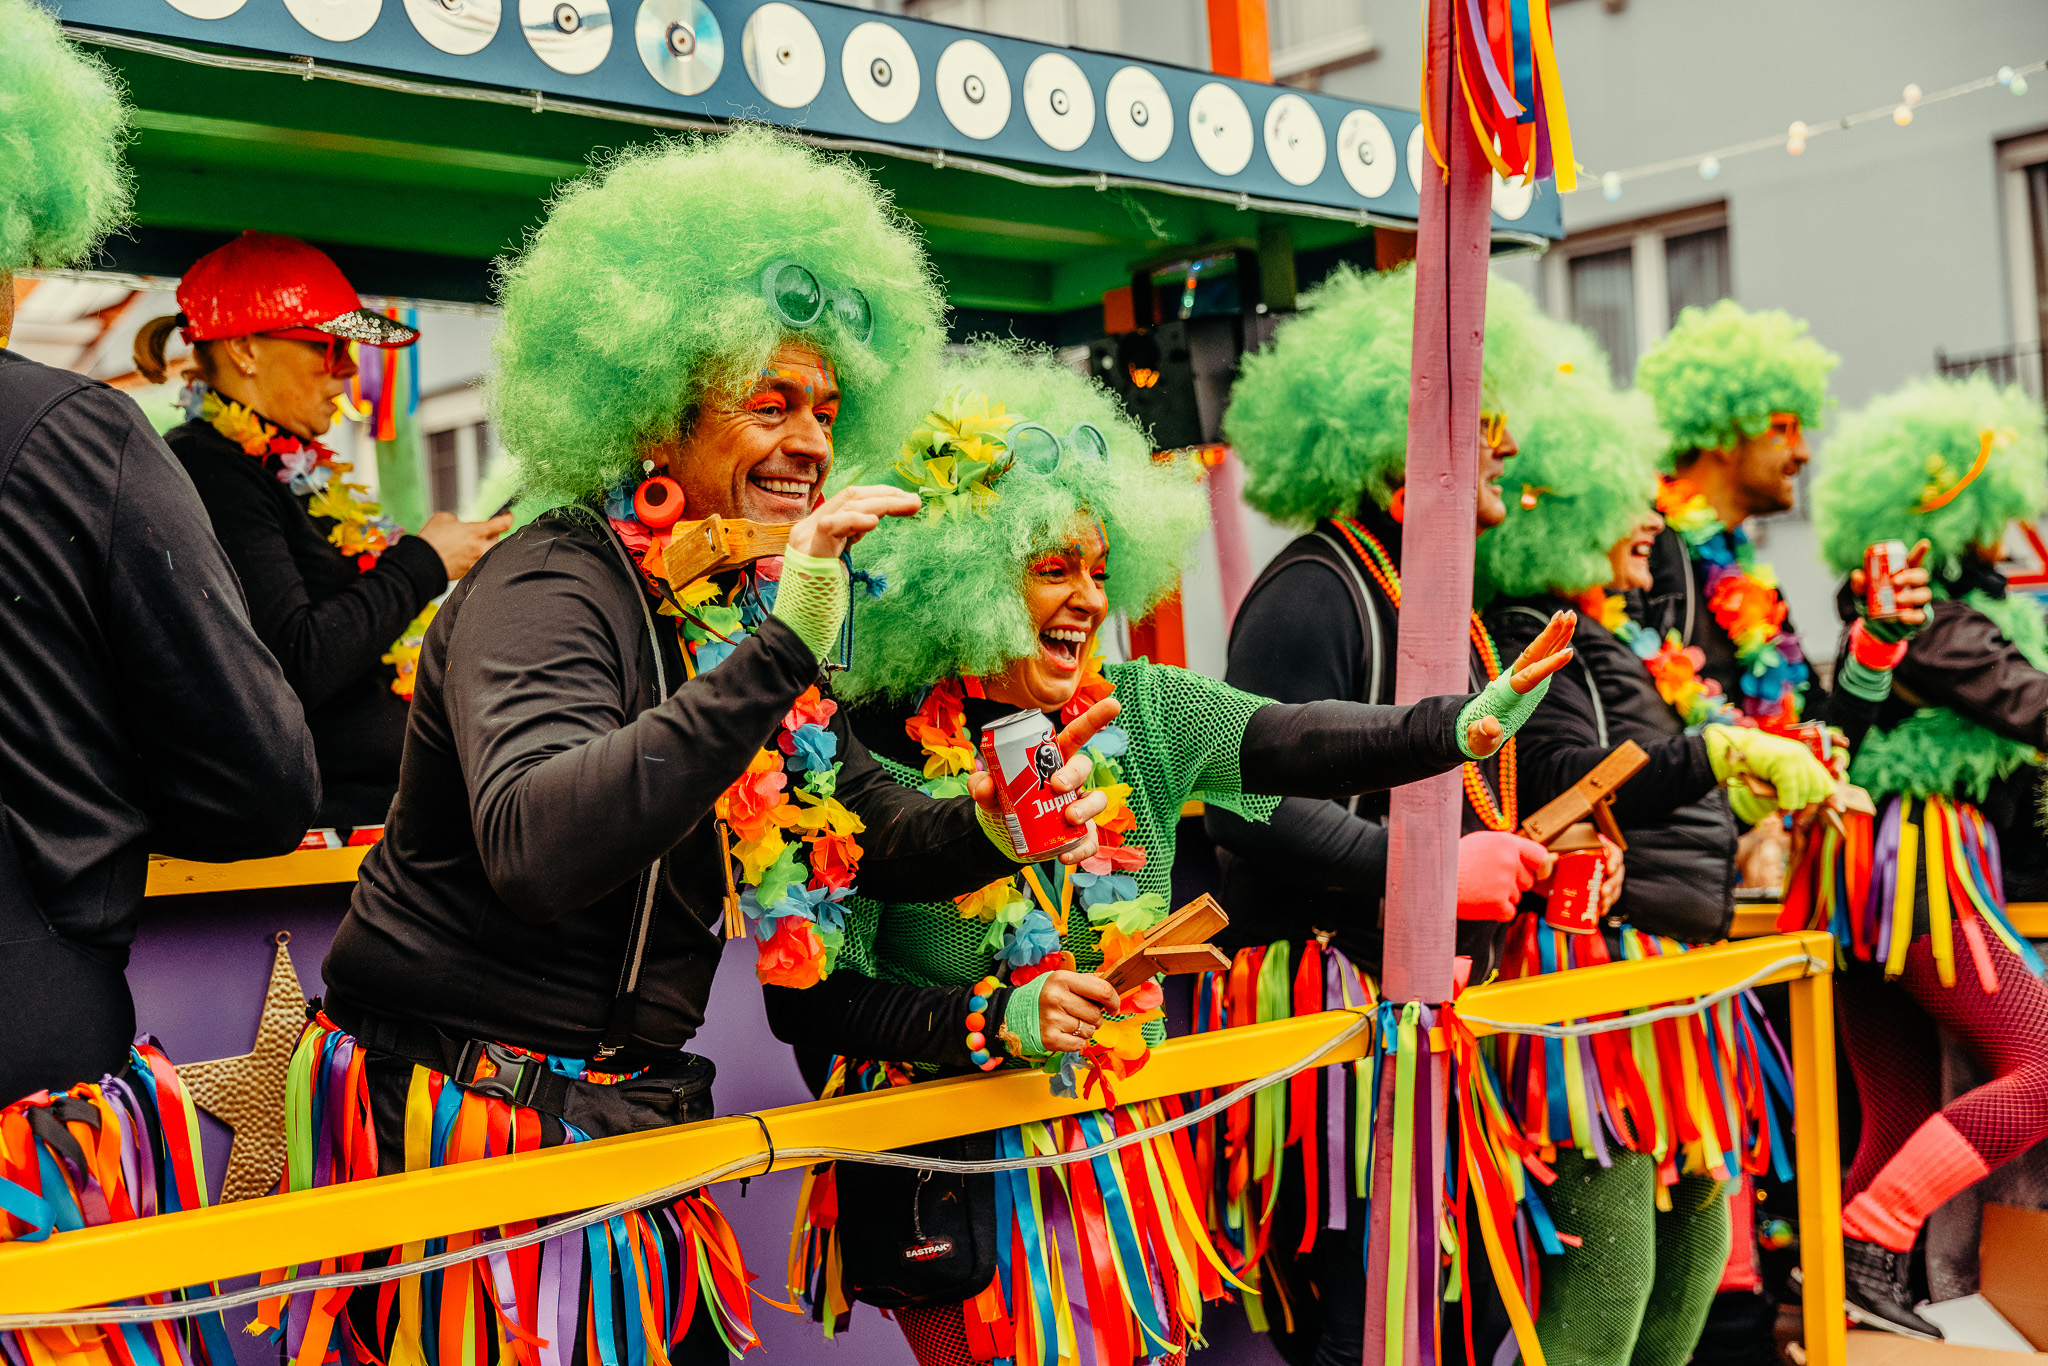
left=1541, top=204, right=1729, bottom=384
left=1989, top=132, right=2048, bottom=401
left=418, top=384, right=496, bottom=516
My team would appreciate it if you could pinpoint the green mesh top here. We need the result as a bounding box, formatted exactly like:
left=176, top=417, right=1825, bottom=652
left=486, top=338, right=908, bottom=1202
left=838, top=661, right=1279, bottom=1001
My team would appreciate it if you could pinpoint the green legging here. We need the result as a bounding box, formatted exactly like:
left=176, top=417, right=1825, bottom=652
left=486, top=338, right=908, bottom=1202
left=1531, top=1149, right=1729, bottom=1366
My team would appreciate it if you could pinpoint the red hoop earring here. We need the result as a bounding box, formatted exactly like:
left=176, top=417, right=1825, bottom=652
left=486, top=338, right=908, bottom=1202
left=633, top=475, right=687, bottom=529
left=1388, top=487, right=1406, bottom=524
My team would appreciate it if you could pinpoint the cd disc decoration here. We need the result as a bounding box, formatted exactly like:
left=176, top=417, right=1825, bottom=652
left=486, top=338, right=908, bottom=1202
left=285, top=0, right=381, bottom=42
left=840, top=20, right=917, bottom=124
left=935, top=38, right=1010, bottom=141
left=1188, top=81, right=1252, bottom=176
left=1022, top=51, right=1094, bottom=153
left=635, top=0, right=721, bottom=95
left=1407, top=122, right=1427, bottom=193
left=1336, top=108, right=1396, bottom=198
left=164, top=0, right=249, bottom=17
left=1105, top=65, right=1172, bottom=163
left=404, top=0, right=499, bottom=55
left=520, top=0, right=612, bottom=74
left=742, top=2, right=825, bottom=108
left=1491, top=171, right=1535, bottom=220
left=1262, top=91, right=1325, bottom=186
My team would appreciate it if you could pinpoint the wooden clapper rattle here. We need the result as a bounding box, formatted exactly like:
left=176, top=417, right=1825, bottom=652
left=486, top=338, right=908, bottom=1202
left=1103, top=894, right=1233, bottom=994
left=1517, top=739, right=1649, bottom=855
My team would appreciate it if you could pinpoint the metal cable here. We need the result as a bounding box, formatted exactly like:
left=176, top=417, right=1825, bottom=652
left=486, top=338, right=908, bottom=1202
left=0, top=952, right=1821, bottom=1329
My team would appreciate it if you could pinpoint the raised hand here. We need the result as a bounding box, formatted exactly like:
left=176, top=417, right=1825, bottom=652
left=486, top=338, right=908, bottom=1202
left=785, top=484, right=922, bottom=559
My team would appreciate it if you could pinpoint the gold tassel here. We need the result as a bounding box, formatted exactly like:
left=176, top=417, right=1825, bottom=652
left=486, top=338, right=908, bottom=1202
left=718, top=820, right=746, bottom=938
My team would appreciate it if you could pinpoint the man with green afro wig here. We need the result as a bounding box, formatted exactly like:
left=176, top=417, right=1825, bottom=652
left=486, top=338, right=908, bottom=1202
left=0, top=0, right=319, bottom=1334
left=1194, top=262, right=1578, bottom=1366
left=759, top=342, right=1572, bottom=1363
left=1633, top=299, right=1839, bottom=732
left=1480, top=329, right=1845, bottom=1366
left=1799, top=373, right=2048, bottom=1342
left=308, top=132, right=1123, bottom=1366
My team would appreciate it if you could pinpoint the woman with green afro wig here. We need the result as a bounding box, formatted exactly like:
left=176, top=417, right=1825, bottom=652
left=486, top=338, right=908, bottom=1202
left=1791, top=373, right=2048, bottom=1341
left=306, top=131, right=1131, bottom=1366
left=764, top=343, right=1574, bottom=1366
left=1480, top=324, right=1842, bottom=1366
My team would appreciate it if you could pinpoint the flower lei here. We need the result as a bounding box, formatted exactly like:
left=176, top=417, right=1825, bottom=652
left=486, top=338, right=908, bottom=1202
left=602, top=473, right=867, bottom=988
left=909, top=640, right=1166, bottom=1101
left=1606, top=477, right=1809, bottom=734
left=201, top=389, right=434, bottom=699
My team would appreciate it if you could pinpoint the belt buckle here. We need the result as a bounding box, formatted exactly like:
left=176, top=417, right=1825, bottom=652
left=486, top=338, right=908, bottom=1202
left=457, top=1039, right=538, bottom=1107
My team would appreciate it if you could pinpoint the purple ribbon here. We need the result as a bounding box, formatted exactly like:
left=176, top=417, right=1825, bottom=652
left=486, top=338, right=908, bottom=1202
left=1326, top=949, right=1350, bottom=1231
left=1872, top=796, right=1903, bottom=956
left=1459, top=0, right=1526, bottom=118
left=1411, top=1006, right=1439, bottom=1366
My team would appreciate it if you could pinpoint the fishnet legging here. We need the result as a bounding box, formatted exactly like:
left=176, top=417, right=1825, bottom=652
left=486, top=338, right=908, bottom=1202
left=1534, top=1150, right=1729, bottom=1366
left=1840, top=924, right=2048, bottom=1197
left=892, top=1300, right=1189, bottom=1366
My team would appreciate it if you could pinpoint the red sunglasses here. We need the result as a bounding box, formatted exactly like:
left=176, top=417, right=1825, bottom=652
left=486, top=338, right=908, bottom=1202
left=259, top=328, right=353, bottom=374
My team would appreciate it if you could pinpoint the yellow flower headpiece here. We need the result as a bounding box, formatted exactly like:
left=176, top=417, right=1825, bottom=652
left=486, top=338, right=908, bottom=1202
left=883, top=391, right=1017, bottom=518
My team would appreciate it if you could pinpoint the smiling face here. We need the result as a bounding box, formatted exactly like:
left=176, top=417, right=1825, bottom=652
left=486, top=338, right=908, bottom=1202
left=666, top=343, right=840, bottom=523
left=983, top=517, right=1110, bottom=713
left=1731, top=414, right=1810, bottom=518
left=1476, top=413, right=1520, bottom=530
left=1606, top=502, right=1667, bottom=593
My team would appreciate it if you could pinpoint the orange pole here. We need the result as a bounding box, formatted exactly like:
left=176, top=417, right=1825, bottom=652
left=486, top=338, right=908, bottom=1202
left=1206, top=0, right=1272, bottom=81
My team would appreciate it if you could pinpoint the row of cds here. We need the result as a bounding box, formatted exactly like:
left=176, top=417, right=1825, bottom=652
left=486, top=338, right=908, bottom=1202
left=160, top=0, right=1536, bottom=214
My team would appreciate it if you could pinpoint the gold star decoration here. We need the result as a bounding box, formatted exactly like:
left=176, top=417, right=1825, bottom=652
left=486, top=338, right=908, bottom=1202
left=176, top=931, right=308, bottom=1203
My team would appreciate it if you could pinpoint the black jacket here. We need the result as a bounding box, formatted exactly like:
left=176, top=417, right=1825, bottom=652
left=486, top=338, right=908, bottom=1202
left=1204, top=502, right=1515, bottom=975
left=0, top=352, right=318, bottom=1096
left=168, top=418, right=447, bottom=828
left=1837, top=571, right=2048, bottom=900
left=1644, top=522, right=1831, bottom=723
left=1488, top=595, right=1736, bottom=942
left=323, top=507, right=1024, bottom=1066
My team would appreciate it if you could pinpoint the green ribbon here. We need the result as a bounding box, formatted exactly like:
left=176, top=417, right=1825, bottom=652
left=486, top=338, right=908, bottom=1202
left=1383, top=1002, right=1421, bottom=1366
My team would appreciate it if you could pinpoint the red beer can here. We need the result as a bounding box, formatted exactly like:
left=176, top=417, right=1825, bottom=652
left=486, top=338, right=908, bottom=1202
left=1543, top=848, right=1605, bottom=935
left=1865, top=540, right=1908, bottom=621
left=979, top=709, right=1086, bottom=860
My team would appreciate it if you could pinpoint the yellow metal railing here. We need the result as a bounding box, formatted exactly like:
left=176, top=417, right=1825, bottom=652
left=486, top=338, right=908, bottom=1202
left=0, top=932, right=1846, bottom=1365
left=1737, top=902, right=2048, bottom=939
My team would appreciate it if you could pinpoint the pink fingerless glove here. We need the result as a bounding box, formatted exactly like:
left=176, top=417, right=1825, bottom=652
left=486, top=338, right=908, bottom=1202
left=1455, top=831, right=1554, bottom=921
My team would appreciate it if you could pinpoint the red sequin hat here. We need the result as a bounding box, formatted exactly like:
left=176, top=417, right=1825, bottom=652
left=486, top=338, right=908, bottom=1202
left=176, top=232, right=419, bottom=348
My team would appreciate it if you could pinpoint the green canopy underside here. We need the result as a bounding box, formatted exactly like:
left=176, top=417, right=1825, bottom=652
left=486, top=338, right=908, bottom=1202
left=103, top=43, right=1387, bottom=316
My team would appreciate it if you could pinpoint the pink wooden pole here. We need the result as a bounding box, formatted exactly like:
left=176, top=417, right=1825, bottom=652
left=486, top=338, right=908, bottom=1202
left=1362, top=0, right=1495, bottom=1352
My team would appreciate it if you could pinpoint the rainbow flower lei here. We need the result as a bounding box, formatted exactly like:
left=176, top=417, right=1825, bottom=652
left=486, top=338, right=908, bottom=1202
left=604, top=476, right=866, bottom=988
left=1630, top=475, right=1810, bottom=734
left=908, top=640, right=1167, bottom=1101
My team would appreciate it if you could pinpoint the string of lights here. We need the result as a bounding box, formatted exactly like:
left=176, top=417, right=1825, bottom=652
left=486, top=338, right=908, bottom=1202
left=1591, top=59, right=2044, bottom=201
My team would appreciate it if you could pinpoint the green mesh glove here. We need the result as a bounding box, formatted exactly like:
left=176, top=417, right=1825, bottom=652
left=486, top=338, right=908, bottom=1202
left=1455, top=672, right=1552, bottom=760
left=1003, top=974, right=1049, bottom=1058
left=1703, top=724, right=1835, bottom=816
left=768, top=547, right=848, bottom=662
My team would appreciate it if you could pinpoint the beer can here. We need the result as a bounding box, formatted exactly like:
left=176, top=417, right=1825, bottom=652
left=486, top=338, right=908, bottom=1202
left=1543, top=849, right=1605, bottom=935
left=978, top=709, right=1086, bottom=860
left=1865, top=540, right=1908, bottom=620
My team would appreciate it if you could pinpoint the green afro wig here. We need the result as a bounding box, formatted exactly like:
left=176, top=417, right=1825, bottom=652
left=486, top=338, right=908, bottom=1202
left=1223, top=262, right=1551, bottom=527
left=490, top=126, right=945, bottom=510
left=1811, top=372, right=2047, bottom=578
left=1477, top=332, right=1667, bottom=601
left=1633, top=299, right=1837, bottom=468
left=839, top=344, right=1210, bottom=702
left=0, top=0, right=132, bottom=274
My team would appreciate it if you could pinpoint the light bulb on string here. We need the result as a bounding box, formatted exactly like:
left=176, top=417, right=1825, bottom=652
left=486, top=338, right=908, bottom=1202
left=1786, top=120, right=1807, bottom=155
left=1902, top=83, right=1923, bottom=106
left=1699, top=155, right=1721, bottom=180
left=1601, top=170, right=1622, bottom=201
left=2014, top=75, right=2030, bottom=97
left=1998, top=66, right=2015, bottom=86
left=1893, top=103, right=1913, bottom=126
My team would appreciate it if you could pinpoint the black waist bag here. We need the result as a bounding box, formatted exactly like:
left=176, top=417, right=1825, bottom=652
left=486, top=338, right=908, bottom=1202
left=834, top=1129, right=999, bottom=1310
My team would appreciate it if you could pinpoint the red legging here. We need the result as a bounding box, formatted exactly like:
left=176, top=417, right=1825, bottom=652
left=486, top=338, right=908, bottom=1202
left=893, top=1303, right=1189, bottom=1366
left=1839, top=923, right=2048, bottom=1212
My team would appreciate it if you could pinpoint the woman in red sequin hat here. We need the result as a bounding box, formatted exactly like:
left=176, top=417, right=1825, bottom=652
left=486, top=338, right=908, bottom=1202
left=136, top=232, right=512, bottom=830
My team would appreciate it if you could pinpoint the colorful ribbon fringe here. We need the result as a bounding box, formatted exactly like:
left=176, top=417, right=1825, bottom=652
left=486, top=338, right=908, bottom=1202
left=1780, top=794, right=2044, bottom=990
left=1419, top=0, right=1576, bottom=191
left=1490, top=923, right=1795, bottom=1197
left=0, top=1042, right=232, bottom=1366
left=264, top=1016, right=760, bottom=1366
left=789, top=1061, right=1243, bottom=1366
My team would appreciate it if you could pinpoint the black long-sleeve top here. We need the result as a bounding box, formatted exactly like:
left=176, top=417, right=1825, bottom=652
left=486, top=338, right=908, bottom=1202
left=1837, top=570, right=2048, bottom=899
left=1203, top=504, right=1512, bottom=973
left=168, top=417, right=447, bottom=826
left=0, top=352, right=318, bottom=1088
left=764, top=665, right=1472, bottom=1072
left=323, top=508, right=1025, bottom=1065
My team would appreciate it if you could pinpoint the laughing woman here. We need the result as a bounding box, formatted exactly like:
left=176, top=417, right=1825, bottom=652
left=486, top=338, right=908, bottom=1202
left=762, top=346, right=1575, bottom=1366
